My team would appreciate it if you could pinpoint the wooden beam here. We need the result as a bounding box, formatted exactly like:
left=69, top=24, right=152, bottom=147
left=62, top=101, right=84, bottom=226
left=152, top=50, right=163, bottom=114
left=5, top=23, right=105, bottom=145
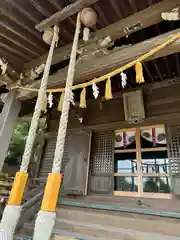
left=45, top=112, right=180, bottom=138
left=35, top=0, right=100, bottom=32
left=18, top=28, right=180, bottom=100
left=25, top=0, right=180, bottom=71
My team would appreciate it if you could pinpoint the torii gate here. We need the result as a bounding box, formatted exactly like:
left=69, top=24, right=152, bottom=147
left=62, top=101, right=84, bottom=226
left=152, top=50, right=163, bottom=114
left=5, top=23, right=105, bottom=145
left=0, top=1, right=99, bottom=240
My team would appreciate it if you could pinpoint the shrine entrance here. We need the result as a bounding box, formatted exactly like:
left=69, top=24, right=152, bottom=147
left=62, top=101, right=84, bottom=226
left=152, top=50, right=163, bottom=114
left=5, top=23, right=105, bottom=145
left=114, top=125, right=172, bottom=199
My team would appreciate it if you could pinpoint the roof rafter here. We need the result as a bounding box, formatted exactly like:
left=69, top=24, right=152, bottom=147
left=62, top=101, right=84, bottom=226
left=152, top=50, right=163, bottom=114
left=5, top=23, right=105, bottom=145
left=25, top=0, right=180, bottom=71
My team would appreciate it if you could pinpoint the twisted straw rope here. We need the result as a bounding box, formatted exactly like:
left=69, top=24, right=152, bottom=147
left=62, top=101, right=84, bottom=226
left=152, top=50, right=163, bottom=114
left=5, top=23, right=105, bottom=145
left=13, top=33, right=180, bottom=94
left=20, top=26, right=59, bottom=172
left=52, top=13, right=81, bottom=173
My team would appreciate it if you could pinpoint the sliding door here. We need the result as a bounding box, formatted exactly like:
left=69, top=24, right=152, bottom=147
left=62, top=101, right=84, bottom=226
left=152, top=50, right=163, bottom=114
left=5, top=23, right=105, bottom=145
left=114, top=125, right=171, bottom=199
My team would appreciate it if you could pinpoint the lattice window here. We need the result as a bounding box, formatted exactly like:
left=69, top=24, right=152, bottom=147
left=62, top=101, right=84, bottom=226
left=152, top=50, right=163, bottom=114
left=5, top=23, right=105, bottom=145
left=167, top=125, right=180, bottom=175
left=90, top=130, right=113, bottom=174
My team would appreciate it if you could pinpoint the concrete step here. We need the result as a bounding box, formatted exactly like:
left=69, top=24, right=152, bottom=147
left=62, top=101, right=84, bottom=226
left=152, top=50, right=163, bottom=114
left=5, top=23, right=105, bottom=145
left=20, top=206, right=180, bottom=240
left=59, top=195, right=180, bottom=214
left=19, top=222, right=97, bottom=240
left=56, top=206, right=180, bottom=238
left=55, top=218, right=180, bottom=240
left=21, top=220, right=180, bottom=240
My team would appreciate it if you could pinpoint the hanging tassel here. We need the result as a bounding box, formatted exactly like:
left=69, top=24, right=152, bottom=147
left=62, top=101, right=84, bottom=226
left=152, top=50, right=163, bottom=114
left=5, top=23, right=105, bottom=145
left=58, top=92, right=65, bottom=112
left=80, top=87, right=87, bottom=108
left=135, top=61, right=145, bottom=84
left=105, top=77, right=112, bottom=100
left=42, top=93, right=47, bottom=113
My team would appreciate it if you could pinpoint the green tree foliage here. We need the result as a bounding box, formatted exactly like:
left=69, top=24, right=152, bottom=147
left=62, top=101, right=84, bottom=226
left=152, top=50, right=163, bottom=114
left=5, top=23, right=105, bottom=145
left=5, top=119, right=30, bottom=166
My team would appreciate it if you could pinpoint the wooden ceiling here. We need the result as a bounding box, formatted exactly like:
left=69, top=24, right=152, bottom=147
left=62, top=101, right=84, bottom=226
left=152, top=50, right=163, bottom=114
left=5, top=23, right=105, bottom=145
left=0, top=0, right=162, bottom=70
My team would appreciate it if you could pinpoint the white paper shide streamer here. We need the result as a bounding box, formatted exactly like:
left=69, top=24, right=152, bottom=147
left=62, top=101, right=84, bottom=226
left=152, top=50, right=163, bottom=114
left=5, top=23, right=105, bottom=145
left=120, top=72, right=127, bottom=88
left=161, top=8, right=180, bottom=21
left=78, top=117, right=83, bottom=123
left=0, top=59, right=7, bottom=75
left=70, top=90, right=75, bottom=106
left=83, top=27, right=90, bottom=42
left=0, top=93, right=8, bottom=103
left=92, top=82, right=99, bottom=99
left=48, top=92, right=53, bottom=108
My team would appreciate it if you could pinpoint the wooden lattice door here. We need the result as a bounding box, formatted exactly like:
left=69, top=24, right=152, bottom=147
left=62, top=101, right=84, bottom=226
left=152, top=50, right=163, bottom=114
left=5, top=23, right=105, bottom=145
left=39, top=130, right=92, bottom=196
left=167, top=124, right=180, bottom=195
left=89, top=130, right=114, bottom=193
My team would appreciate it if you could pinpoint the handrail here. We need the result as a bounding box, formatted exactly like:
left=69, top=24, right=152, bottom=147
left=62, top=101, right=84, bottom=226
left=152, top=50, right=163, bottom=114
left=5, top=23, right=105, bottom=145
left=23, top=186, right=42, bottom=201
left=16, top=190, right=44, bottom=230
left=21, top=191, right=43, bottom=211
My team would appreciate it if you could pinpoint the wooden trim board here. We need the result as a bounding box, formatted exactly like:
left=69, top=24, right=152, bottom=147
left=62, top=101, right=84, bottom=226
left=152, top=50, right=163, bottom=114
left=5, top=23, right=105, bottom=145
left=19, top=28, right=180, bottom=100
left=113, top=191, right=172, bottom=199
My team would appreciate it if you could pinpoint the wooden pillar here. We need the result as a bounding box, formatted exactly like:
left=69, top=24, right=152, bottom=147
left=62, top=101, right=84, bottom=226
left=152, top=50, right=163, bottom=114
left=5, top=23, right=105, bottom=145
left=136, top=127, right=143, bottom=197
left=0, top=91, right=21, bottom=171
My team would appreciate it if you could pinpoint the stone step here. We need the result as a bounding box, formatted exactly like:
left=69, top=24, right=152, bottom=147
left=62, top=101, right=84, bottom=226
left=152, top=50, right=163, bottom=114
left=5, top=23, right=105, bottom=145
left=20, top=206, right=180, bottom=239
left=55, top=218, right=180, bottom=240
left=59, top=195, right=180, bottom=214
left=21, top=220, right=180, bottom=240
left=19, top=222, right=97, bottom=240
left=56, top=206, right=180, bottom=237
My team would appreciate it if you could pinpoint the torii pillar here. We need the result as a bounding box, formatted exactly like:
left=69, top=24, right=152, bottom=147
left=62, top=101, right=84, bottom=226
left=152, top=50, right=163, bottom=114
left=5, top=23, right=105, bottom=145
left=0, top=91, right=21, bottom=171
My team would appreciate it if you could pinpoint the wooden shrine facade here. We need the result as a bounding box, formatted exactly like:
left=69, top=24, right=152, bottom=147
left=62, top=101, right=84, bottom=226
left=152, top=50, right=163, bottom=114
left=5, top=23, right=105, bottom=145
left=38, top=78, right=180, bottom=199
left=0, top=0, right=180, bottom=200
left=1, top=2, right=180, bottom=240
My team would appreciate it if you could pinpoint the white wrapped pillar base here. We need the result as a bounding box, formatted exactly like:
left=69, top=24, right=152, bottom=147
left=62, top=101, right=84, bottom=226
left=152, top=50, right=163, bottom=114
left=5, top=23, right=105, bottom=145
left=33, top=210, right=56, bottom=240
left=0, top=205, right=21, bottom=240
